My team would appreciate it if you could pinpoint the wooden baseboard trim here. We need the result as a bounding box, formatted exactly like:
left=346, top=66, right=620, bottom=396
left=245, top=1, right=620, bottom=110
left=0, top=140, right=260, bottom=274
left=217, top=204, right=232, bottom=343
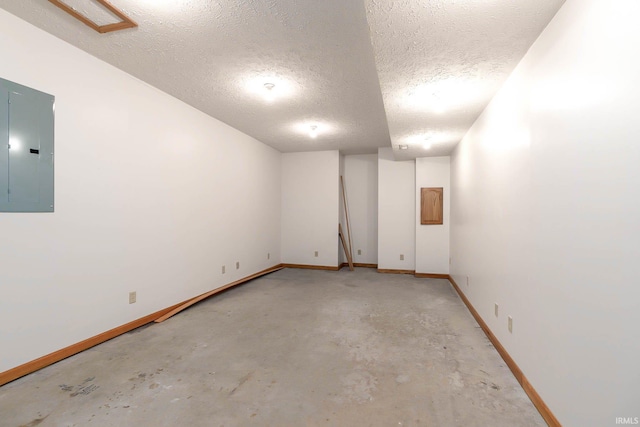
left=0, top=265, right=558, bottom=427
left=415, top=273, right=450, bottom=279
left=447, top=275, right=560, bottom=427
left=282, top=264, right=340, bottom=271
left=155, top=264, right=284, bottom=323
left=377, top=269, right=416, bottom=275
left=0, top=301, right=183, bottom=387
left=339, top=262, right=378, bottom=269
left=522, top=376, right=561, bottom=426
left=0, top=264, right=285, bottom=387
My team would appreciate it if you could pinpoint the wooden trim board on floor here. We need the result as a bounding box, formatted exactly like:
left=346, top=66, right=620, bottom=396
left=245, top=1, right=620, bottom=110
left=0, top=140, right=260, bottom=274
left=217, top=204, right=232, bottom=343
left=446, top=275, right=561, bottom=427
left=155, top=265, right=284, bottom=323
left=0, top=264, right=284, bottom=387
left=0, top=301, right=183, bottom=387
left=1, top=264, right=559, bottom=427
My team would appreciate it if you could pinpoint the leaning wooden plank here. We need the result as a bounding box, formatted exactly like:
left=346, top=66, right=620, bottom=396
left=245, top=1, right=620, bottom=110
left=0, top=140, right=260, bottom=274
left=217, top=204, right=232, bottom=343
left=340, top=176, right=354, bottom=262
left=0, top=300, right=186, bottom=386
left=154, top=264, right=284, bottom=323
left=339, top=223, right=355, bottom=271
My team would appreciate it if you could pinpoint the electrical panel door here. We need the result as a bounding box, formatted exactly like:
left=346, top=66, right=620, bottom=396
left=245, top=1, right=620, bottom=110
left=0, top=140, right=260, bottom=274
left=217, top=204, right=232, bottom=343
left=0, top=78, right=54, bottom=212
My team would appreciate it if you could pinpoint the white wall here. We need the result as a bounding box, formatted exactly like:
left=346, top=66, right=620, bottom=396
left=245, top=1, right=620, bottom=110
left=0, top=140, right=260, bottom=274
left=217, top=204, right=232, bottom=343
left=0, top=10, right=281, bottom=373
left=343, top=154, right=378, bottom=265
left=450, top=0, right=640, bottom=425
left=415, top=157, right=450, bottom=274
left=281, top=151, right=339, bottom=267
left=377, top=148, right=415, bottom=271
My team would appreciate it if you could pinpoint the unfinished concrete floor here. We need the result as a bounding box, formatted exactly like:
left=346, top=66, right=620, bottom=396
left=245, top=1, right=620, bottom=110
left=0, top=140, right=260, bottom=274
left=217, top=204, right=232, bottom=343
left=0, top=268, right=544, bottom=427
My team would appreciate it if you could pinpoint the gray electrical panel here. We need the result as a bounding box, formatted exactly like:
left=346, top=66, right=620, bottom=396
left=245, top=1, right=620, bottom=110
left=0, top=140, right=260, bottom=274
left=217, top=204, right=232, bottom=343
left=0, top=78, right=54, bottom=212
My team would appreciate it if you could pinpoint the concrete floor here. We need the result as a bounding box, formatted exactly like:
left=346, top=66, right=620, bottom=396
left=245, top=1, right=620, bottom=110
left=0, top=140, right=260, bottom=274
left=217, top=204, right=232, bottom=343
left=0, top=268, right=545, bottom=427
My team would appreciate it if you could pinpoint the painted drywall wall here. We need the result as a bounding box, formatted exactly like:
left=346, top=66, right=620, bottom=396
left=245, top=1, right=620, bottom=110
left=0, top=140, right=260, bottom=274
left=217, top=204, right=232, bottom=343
left=377, top=148, right=415, bottom=271
left=450, top=0, right=640, bottom=424
left=343, top=155, right=378, bottom=265
left=281, top=151, right=339, bottom=267
left=415, top=157, right=450, bottom=274
left=0, top=10, right=281, bottom=373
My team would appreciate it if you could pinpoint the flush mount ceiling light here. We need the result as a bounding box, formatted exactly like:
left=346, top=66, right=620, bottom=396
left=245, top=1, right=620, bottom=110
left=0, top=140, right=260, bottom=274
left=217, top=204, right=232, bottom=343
left=398, top=144, right=408, bottom=150
left=242, top=74, right=298, bottom=103
left=263, top=83, right=276, bottom=102
left=290, top=121, right=336, bottom=139
left=431, top=94, right=445, bottom=114
left=48, top=0, right=137, bottom=34
left=422, top=135, right=435, bottom=150
left=404, top=130, right=464, bottom=148
left=402, top=77, right=493, bottom=113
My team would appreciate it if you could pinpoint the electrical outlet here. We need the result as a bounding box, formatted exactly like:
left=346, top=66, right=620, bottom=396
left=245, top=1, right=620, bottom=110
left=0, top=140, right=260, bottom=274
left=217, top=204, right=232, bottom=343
left=314, top=251, right=318, bottom=257
left=129, top=291, right=136, bottom=304
left=357, top=249, right=362, bottom=255
left=236, top=261, right=240, bottom=269
left=508, top=316, right=513, bottom=333
left=400, top=254, right=404, bottom=261
left=466, top=276, right=469, bottom=287
left=222, top=265, right=226, bottom=274
left=267, top=252, right=270, bottom=260
left=495, top=303, right=499, bottom=317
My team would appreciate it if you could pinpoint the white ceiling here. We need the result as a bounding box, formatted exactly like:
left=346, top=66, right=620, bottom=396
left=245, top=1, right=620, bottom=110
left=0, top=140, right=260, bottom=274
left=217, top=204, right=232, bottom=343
left=366, top=0, right=565, bottom=160
left=0, top=0, right=564, bottom=159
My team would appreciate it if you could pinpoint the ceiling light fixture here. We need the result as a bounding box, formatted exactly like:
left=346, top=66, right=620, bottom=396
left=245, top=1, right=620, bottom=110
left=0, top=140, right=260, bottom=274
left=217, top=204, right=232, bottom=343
left=403, top=130, right=462, bottom=148
left=432, top=94, right=445, bottom=114
left=291, top=121, right=336, bottom=139
left=403, top=78, right=492, bottom=113
left=263, top=83, right=275, bottom=102
left=398, top=144, right=408, bottom=150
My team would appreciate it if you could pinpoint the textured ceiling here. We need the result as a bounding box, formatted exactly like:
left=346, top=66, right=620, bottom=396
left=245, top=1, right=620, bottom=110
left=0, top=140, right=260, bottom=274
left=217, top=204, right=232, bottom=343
left=0, top=0, right=565, bottom=159
left=0, top=0, right=391, bottom=155
left=366, top=0, right=565, bottom=160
